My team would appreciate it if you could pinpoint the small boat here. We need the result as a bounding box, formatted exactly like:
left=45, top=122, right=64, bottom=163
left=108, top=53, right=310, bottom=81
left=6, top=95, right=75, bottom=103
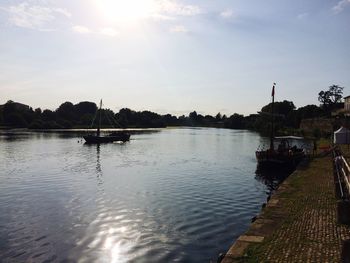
left=83, top=100, right=130, bottom=144
left=255, top=84, right=305, bottom=169
left=256, top=136, right=305, bottom=169
left=84, top=131, right=130, bottom=144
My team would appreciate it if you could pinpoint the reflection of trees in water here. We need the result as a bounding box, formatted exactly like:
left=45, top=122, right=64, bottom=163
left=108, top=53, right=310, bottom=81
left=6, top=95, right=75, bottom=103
left=255, top=166, right=293, bottom=194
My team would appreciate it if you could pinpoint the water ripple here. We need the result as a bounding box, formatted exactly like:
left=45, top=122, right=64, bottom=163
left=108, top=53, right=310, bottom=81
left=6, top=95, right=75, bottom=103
left=0, top=128, right=277, bottom=262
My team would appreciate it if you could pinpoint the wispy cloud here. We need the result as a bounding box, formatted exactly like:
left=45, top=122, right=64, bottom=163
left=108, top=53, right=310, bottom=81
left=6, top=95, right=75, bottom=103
left=1, top=2, right=71, bottom=30
left=99, top=27, right=119, bottom=37
left=332, top=0, right=350, bottom=14
left=220, top=9, right=234, bottom=19
left=72, top=25, right=90, bottom=34
left=158, top=0, right=203, bottom=16
left=297, top=12, right=308, bottom=20
left=72, top=25, right=118, bottom=37
left=54, top=8, right=72, bottom=18
left=150, top=14, right=175, bottom=21
left=170, top=25, right=188, bottom=33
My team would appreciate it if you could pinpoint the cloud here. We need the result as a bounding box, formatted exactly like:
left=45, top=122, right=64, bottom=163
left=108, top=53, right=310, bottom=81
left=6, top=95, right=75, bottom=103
left=1, top=2, right=71, bottom=30
left=72, top=25, right=118, bottom=37
left=157, top=0, right=203, bottom=16
left=170, top=25, right=188, bottom=33
left=332, top=0, right=350, bottom=14
left=72, top=25, right=90, bottom=34
left=54, top=8, right=72, bottom=18
left=99, top=27, right=119, bottom=37
left=297, top=12, right=308, bottom=19
left=220, top=9, right=234, bottom=19
left=150, top=14, right=175, bottom=21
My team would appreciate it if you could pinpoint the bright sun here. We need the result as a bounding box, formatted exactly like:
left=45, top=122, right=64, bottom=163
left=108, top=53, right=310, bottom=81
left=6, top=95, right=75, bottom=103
left=94, top=0, right=158, bottom=23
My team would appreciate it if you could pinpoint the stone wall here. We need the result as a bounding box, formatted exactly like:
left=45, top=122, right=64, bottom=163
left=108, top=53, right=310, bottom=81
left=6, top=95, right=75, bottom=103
left=300, top=118, right=334, bottom=134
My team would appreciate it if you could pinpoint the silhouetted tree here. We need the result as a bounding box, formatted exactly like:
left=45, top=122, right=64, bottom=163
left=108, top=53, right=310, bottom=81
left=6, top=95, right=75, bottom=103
left=42, top=109, right=56, bottom=121
left=2, top=101, right=32, bottom=127
left=56, top=102, right=75, bottom=121
left=34, top=108, right=42, bottom=115
left=318, top=85, right=344, bottom=112
left=189, top=111, right=198, bottom=120
left=74, top=101, right=97, bottom=116
left=261, top=100, right=295, bottom=116
left=224, top=113, right=245, bottom=129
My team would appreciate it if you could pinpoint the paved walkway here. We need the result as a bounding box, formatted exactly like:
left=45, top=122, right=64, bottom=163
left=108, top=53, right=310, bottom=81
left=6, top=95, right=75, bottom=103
left=223, top=155, right=350, bottom=262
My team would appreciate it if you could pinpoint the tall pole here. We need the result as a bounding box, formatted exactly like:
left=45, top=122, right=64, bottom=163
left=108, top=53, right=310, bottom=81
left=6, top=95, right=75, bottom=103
left=270, top=83, right=276, bottom=150
left=97, top=99, right=102, bottom=137
left=347, top=114, right=349, bottom=150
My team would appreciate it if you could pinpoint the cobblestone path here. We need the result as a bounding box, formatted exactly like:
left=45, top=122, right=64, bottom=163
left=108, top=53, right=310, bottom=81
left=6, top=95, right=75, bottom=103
left=239, top=156, right=350, bottom=262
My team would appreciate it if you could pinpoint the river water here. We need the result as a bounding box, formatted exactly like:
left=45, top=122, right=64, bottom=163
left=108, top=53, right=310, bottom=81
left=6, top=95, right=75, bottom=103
left=0, top=128, right=286, bottom=262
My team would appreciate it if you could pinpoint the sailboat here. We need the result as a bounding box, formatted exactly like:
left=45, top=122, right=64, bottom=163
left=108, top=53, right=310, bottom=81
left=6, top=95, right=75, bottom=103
left=83, top=100, right=130, bottom=144
left=255, top=83, right=305, bottom=169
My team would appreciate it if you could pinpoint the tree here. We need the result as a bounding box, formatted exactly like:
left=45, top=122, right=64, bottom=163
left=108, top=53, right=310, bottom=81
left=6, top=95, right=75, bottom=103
left=318, top=85, right=344, bottom=110
left=189, top=111, right=198, bottom=120
left=34, top=108, right=42, bottom=115
left=74, top=101, right=97, bottom=116
left=116, top=108, right=134, bottom=127
left=296, top=105, right=323, bottom=119
left=42, top=109, right=56, bottom=121
left=2, top=101, right=33, bottom=127
left=224, top=113, right=245, bottom=129
left=261, top=100, right=295, bottom=116
left=56, top=101, right=75, bottom=120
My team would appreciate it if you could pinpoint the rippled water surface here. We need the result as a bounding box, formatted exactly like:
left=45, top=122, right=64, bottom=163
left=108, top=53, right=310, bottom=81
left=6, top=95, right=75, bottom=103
left=0, top=128, right=282, bottom=262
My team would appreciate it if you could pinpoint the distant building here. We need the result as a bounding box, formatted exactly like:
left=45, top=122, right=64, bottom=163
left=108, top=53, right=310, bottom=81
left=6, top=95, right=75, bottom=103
left=344, top=96, right=350, bottom=113
left=332, top=96, right=350, bottom=116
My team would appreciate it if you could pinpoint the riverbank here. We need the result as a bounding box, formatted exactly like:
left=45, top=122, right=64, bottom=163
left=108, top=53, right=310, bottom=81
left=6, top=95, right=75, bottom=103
left=222, top=153, right=350, bottom=262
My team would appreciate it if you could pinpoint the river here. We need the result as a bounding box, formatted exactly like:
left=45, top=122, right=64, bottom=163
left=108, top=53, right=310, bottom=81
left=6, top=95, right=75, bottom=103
left=0, top=128, right=287, bottom=262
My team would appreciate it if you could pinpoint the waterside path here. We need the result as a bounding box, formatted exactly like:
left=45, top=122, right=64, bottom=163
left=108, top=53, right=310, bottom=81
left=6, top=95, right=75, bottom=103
left=222, top=152, right=350, bottom=262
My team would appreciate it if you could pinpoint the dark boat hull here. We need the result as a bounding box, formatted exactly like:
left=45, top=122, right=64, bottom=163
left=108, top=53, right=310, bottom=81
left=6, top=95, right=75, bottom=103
left=256, top=150, right=304, bottom=170
left=83, top=133, right=130, bottom=144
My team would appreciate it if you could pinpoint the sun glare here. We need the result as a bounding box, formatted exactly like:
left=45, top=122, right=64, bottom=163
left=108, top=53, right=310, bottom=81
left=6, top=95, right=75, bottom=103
left=94, top=0, right=158, bottom=23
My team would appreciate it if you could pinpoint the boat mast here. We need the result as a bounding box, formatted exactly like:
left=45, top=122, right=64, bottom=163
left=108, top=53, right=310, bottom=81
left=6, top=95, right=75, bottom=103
left=97, top=99, right=102, bottom=137
left=270, top=83, right=276, bottom=150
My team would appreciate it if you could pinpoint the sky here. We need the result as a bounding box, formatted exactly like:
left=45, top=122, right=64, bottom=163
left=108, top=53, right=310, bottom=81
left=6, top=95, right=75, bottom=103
left=0, top=0, right=349, bottom=116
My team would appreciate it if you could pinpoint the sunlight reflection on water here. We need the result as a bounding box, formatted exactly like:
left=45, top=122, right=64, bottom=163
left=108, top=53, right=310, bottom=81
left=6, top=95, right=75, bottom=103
left=0, top=128, right=284, bottom=262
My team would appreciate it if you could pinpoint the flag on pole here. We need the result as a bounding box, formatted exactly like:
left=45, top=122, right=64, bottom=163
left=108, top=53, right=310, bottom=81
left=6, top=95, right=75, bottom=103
left=271, top=83, right=276, bottom=97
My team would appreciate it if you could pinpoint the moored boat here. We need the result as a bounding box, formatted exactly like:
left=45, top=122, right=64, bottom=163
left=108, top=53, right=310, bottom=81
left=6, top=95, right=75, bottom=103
left=255, top=84, right=305, bottom=169
left=83, top=100, right=130, bottom=144
left=256, top=136, right=305, bottom=169
left=83, top=131, right=130, bottom=143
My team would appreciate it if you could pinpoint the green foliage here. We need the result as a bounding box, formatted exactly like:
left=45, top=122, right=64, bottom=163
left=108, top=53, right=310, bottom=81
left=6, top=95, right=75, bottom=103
left=6, top=113, right=28, bottom=127
left=42, top=110, right=56, bottom=121
left=2, top=101, right=33, bottom=127
left=74, top=101, right=97, bottom=116
left=318, top=84, right=344, bottom=114
left=261, top=100, right=295, bottom=116
left=28, top=119, right=45, bottom=129
left=56, top=101, right=75, bottom=120
left=224, top=113, right=245, bottom=129
left=312, top=128, right=321, bottom=139
left=0, top=95, right=329, bottom=131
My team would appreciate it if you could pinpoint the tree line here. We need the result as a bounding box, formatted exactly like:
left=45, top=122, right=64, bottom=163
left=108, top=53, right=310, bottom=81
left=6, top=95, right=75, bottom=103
left=0, top=84, right=345, bottom=134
